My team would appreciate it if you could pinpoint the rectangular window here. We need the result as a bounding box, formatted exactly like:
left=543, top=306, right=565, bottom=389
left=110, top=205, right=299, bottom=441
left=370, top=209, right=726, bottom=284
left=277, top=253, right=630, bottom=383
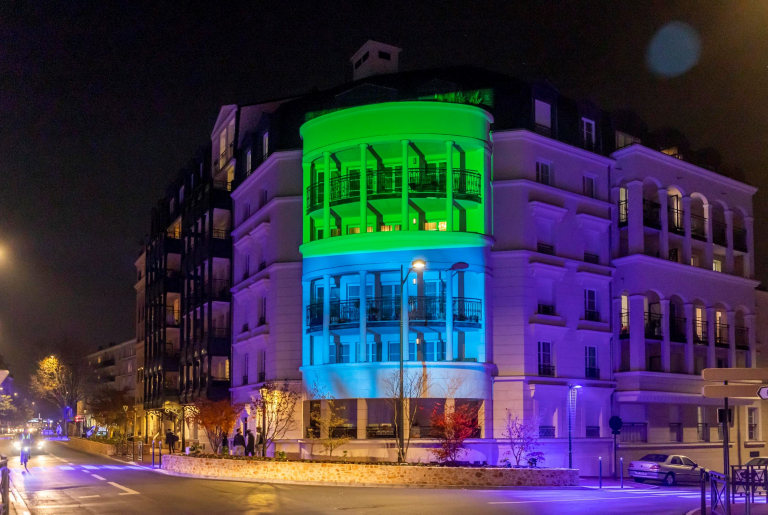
left=262, top=132, right=269, bottom=159
left=581, top=118, right=596, bottom=147
left=584, top=289, right=598, bottom=320
left=424, top=221, right=446, bottom=231
left=379, top=50, right=390, bottom=60
left=534, top=100, right=551, bottom=128
left=348, top=226, right=361, bottom=235
left=380, top=224, right=401, bottom=232
left=538, top=342, right=553, bottom=375
left=585, top=346, right=597, bottom=369
left=749, top=408, right=758, bottom=440
left=210, top=357, right=229, bottom=380
left=243, top=354, right=249, bottom=382
left=536, top=161, right=551, bottom=186
left=712, top=259, right=722, bottom=272
left=691, top=255, right=700, bottom=267
left=583, top=176, right=595, bottom=198
left=246, top=150, right=252, bottom=175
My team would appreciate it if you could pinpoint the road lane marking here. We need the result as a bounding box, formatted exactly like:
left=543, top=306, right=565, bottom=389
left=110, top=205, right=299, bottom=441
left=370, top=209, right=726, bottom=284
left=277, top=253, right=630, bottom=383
left=92, top=474, right=106, bottom=480
left=58, top=466, right=74, bottom=470
left=82, top=465, right=99, bottom=470
left=79, top=495, right=100, bottom=499
left=108, top=482, right=139, bottom=495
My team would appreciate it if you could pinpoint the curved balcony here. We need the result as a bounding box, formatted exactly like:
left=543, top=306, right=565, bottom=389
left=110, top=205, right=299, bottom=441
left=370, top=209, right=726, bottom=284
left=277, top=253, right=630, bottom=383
left=305, top=168, right=481, bottom=214
left=306, top=295, right=482, bottom=333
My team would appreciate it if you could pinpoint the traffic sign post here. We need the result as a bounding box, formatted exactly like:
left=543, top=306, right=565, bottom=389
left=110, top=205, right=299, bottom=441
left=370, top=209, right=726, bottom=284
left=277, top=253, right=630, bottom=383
left=609, top=416, right=622, bottom=479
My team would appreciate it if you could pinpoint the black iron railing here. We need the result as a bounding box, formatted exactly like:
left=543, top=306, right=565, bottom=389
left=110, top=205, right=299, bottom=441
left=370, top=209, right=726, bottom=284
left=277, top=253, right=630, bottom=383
left=258, top=316, right=266, bottom=326
left=330, top=300, right=361, bottom=325
left=735, top=326, right=749, bottom=349
left=258, top=371, right=266, bottom=383
left=203, top=327, right=230, bottom=340
left=538, top=304, right=556, bottom=316
left=538, top=364, right=555, bottom=377
left=620, top=311, right=630, bottom=339
left=407, top=168, right=481, bottom=199
left=584, top=252, right=599, bottom=264
left=537, top=243, right=555, bottom=255
left=211, top=229, right=229, bottom=240
left=670, top=316, right=687, bottom=343
left=645, top=312, right=663, bottom=340
left=367, top=169, right=402, bottom=197
left=586, top=426, right=600, bottom=438
left=619, top=423, right=647, bottom=443
left=212, top=180, right=232, bottom=192
left=452, top=297, right=482, bottom=323
left=691, top=214, right=707, bottom=241
left=535, top=124, right=552, bottom=137
left=366, top=425, right=395, bottom=439
left=585, top=310, right=600, bottom=322
left=643, top=199, right=661, bottom=229
left=585, top=367, right=600, bottom=379
left=734, top=227, right=748, bottom=252
left=539, top=425, right=555, bottom=437
left=306, top=303, right=323, bottom=329
left=694, top=320, right=708, bottom=345
left=668, top=207, right=685, bottom=235
left=715, top=323, right=729, bottom=346
left=365, top=297, right=401, bottom=322
left=618, top=200, right=628, bottom=227
left=306, top=183, right=324, bottom=213
left=712, top=220, right=727, bottom=246
left=408, top=296, right=446, bottom=321
left=329, top=173, right=360, bottom=205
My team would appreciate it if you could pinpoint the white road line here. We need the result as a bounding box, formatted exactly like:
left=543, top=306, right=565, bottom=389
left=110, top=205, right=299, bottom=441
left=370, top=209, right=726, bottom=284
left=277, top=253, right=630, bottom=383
left=78, top=495, right=100, bottom=499
left=108, top=482, right=139, bottom=496
left=488, top=494, right=689, bottom=505
left=91, top=474, right=106, bottom=481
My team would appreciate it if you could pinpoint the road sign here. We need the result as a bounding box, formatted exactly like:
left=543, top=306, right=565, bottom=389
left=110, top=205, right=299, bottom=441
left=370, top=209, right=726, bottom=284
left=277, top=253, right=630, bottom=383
left=702, top=384, right=762, bottom=399
left=758, top=387, right=768, bottom=400
left=609, top=416, right=622, bottom=432
left=702, top=368, right=768, bottom=382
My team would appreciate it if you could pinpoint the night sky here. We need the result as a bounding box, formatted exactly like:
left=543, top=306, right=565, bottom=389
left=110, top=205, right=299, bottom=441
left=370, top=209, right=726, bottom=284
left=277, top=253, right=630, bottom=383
left=1, top=1, right=767, bottom=394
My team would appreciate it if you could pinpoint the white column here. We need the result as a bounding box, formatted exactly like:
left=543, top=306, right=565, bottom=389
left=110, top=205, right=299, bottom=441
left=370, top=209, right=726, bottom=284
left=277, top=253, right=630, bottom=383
left=360, top=144, right=368, bottom=233
left=322, top=274, right=331, bottom=365
left=323, top=151, right=331, bottom=239
left=706, top=307, right=716, bottom=369
left=684, top=303, right=695, bottom=374
left=358, top=270, right=367, bottom=363
left=401, top=140, right=410, bottom=231
left=446, top=140, right=454, bottom=232
left=446, top=271, right=454, bottom=361
left=704, top=204, right=714, bottom=270
left=727, top=311, right=736, bottom=367
left=658, top=189, right=669, bottom=260
left=661, top=299, right=671, bottom=373
left=682, top=196, right=692, bottom=265
left=629, top=294, right=646, bottom=371
left=725, top=210, right=734, bottom=274
left=747, top=314, right=757, bottom=368
left=745, top=217, right=755, bottom=278
left=627, top=181, right=644, bottom=255
left=356, top=399, right=368, bottom=440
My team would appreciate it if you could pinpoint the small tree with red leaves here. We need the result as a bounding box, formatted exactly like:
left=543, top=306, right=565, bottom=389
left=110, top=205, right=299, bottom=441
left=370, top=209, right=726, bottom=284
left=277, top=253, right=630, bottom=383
left=429, top=403, right=479, bottom=464
left=189, top=399, right=243, bottom=455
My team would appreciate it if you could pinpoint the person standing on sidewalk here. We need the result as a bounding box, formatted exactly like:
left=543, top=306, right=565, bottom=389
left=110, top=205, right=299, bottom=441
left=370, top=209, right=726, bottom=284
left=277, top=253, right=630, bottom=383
left=245, top=429, right=255, bottom=457
left=232, top=429, right=246, bottom=456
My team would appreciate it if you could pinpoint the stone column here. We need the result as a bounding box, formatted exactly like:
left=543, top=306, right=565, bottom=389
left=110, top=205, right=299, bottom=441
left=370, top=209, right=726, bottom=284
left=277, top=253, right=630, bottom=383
left=684, top=303, right=695, bottom=375
left=661, top=299, right=671, bottom=372
left=356, top=399, right=368, bottom=440
left=446, top=141, right=454, bottom=232
left=682, top=196, right=692, bottom=265
left=360, top=144, right=368, bottom=233
left=706, top=307, right=716, bottom=369
left=704, top=204, right=714, bottom=270
left=745, top=217, right=755, bottom=278
left=358, top=270, right=367, bottom=363
left=629, top=294, right=646, bottom=371
left=747, top=314, right=757, bottom=368
left=323, top=151, right=331, bottom=239
left=725, top=210, right=734, bottom=274
left=727, top=311, right=736, bottom=367
left=446, top=271, right=454, bottom=361
left=322, top=274, right=331, bottom=365
left=627, top=181, right=644, bottom=255
left=658, top=189, right=669, bottom=260
left=401, top=140, right=410, bottom=231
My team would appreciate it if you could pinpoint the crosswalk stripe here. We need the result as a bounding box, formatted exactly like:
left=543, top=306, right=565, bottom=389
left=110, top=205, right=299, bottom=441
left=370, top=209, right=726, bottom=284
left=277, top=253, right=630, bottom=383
left=82, top=465, right=99, bottom=470
left=58, top=466, right=74, bottom=470
left=104, top=465, right=122, bottom=469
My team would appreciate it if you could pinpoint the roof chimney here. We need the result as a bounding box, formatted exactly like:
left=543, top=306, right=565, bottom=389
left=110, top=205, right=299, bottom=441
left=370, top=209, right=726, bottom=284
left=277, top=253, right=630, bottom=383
left=350, top=40, right=402, bottom=81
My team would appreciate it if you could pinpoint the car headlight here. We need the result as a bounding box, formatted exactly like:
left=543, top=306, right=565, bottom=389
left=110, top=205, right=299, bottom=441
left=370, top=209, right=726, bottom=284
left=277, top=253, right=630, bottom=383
left=37, top=442, right=43, bottom=449
left=13, top=442, right=20, bottom=449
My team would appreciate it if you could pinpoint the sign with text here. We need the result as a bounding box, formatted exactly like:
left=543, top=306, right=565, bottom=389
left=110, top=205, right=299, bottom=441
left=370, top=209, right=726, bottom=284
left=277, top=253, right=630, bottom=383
left=702, top=384, right=761, bottom=399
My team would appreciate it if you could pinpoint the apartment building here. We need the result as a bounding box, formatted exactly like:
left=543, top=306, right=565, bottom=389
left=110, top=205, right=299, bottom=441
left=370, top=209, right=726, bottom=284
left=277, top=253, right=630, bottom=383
left=134, top=250, right=147, bottom=439
left=83, top=339, right=137, bottom=432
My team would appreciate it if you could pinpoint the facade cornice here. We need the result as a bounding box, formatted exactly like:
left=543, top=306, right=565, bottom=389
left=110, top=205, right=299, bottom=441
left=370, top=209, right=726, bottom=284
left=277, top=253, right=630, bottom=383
left=492, top=129, right=615, bottom=166
left=232, top=196, right=301, bottom=239
left=490, top=249, right=615, bottom=274
left=232, top=150, right=303, bottom=199
left=611, top=144, right=758, bottom=195
left=492, top=179, right=613, bottom=209
left=576, top=213, right=611, bottom=232
left=529, top=201, right=567, bottom=222
left=612, top=254, right=760, bottom=288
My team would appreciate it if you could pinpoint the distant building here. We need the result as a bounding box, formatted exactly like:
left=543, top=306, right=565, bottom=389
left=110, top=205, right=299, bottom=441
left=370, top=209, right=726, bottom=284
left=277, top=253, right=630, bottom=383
left=82, top=339, right=137, bottom=432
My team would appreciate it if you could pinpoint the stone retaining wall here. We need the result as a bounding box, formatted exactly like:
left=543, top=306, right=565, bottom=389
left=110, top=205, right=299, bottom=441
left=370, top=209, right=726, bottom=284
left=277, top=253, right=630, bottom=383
left=161, top=455, right=579, bottom=487
left=58, top=438, right=117, bottom=456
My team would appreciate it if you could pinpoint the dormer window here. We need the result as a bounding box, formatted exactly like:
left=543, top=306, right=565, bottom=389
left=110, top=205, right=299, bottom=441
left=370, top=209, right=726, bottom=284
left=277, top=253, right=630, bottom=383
left=534, top=100, right=552, bottom=136
left=379, top=51, right=390, bottom=60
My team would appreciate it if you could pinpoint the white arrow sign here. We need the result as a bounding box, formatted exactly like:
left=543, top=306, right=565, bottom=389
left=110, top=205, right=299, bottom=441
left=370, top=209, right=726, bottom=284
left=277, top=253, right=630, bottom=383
left=758, top=387, right=768, bottom=400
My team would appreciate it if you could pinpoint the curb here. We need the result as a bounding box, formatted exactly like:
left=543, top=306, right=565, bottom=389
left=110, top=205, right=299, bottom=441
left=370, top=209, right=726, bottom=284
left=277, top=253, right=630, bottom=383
left=9, top=479, right=30, bottom=515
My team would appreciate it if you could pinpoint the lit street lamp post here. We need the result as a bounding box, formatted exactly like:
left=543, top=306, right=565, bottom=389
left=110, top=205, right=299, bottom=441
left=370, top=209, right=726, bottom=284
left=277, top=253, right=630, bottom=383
left=259, top=385, right=267, bottom=458
left=568, top=384, right=582, bottom=469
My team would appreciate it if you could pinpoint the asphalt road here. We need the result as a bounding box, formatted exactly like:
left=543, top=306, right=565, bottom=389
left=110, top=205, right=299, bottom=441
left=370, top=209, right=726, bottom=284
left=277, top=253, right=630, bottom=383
left=3, top=439, right=705, bottom=514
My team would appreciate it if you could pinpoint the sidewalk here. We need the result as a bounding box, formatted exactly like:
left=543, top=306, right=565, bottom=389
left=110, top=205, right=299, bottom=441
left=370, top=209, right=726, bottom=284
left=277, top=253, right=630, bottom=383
left=687, top=504, right=768, bottom=515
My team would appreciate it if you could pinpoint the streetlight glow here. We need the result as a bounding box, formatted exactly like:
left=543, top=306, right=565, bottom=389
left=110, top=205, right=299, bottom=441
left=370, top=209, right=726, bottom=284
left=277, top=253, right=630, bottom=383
left=411, top=259, right=425, bottom=270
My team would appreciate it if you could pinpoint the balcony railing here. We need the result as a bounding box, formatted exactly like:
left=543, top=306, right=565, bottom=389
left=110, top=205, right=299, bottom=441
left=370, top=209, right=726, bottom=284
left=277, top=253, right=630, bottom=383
left=329, top=173, right=360, bottom=205
left=166, top=308, right=181, bottom=326
left=535, top=124, right=552, bottom=137
left=366, top=425, right=395, bottom=439
left=212, top=180, right=232, bottom=192
left=619, top=423, right=647, bottom=443
left=97, top=358, right=115, bottom=368
left=620, top=311, right=629, bottom=339
left=258, top=316, right=266, bottom=327
left=539, top=425, right=555, bottom=438
left=406, top=168, right=482, bottom=199
left=643, top=199, right=661, bottom=229
left=691, top=214, right=707, bottom=241
left=618, top=200, right=628, bottom=227
left=537, top=243, right=555, bottom=255
left=585, top=367, right=599, bottom=379
left=306, top=183, right=324, bottom=213
left=584, top=310, right=600, bottom=322
left=366, top=169, right=402, bottom=197
left=694, top=320, right=708, bottom=345
left=645, top=312, right=663, bottom=340
left=211, top=229, right=229, bottom=240
left=584, top=252, right=599, bottom=264
left=208, top=279, right=230, bottom=300
left=734, top=227, right=748, bottom=252
left=735, top=326, right=749, bottom=349
left=586, top=426, right=600, bottom=438
left=712, top=220, right=727, bottom=246
left=715, top=323, right=729, bottom=346
left=538, top=364, right=555, bottom=377
left=668, top=207, right=685, bottom=235
left=670, top=316, right=687, bottom=343
left=698, top=423, right=710, bottom=442
left=538, top=304, right=556, bottom=316
left=202, top=327, right=231, bottom=340
left=364, top=297, right=401, bottom=322
left=670, top=423, right=682, bottom=442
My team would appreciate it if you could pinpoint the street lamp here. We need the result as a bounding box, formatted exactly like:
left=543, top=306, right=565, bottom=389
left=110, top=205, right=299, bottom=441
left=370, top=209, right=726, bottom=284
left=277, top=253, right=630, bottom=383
left=568, top=384, right=582, bottom=469
left=259, top=385, right=267, bottom=458
left=123, top=405, right=128, bottom=441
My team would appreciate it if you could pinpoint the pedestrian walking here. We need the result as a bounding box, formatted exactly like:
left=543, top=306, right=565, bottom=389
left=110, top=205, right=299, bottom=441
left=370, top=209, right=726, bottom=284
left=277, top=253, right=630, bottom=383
left=165, top=429, right=176, bottom=454
left=55, top=424, right=62, bottom=438
left=245, top=429, right=255, bottom=457
left=255, top=427, right=264, bottom=457
left=232, top=428, right=246, bottom=456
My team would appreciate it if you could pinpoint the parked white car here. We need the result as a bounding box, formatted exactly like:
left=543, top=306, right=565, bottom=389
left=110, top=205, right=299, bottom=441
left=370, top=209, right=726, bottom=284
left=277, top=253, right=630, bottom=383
left=628, top=454, right=705, bottom=486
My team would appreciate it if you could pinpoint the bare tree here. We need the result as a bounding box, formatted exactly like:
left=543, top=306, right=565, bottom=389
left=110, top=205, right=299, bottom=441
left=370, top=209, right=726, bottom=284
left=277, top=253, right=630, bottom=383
left=502, top=410, right=541, bottom=467
left=382, top=368, right=430, bottom=461
left=249, top=380, right=301, bottom=453
left=308, top=383, right=350, bottom=457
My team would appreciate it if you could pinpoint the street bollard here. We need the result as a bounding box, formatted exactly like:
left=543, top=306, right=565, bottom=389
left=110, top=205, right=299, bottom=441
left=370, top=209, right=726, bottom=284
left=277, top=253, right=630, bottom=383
left=599, top=457, right=602, bottom=489
left=620, top=457, right=624, bottom=489
left=159, top=440, right=162, bottom=467
left=151, top=441, right=155, bottom=468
